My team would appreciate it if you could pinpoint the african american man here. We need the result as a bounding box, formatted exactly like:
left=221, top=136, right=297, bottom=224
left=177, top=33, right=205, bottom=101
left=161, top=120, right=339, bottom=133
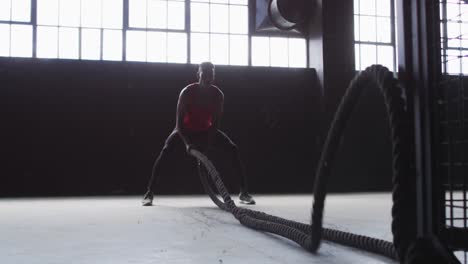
left=142, top=62, right=255, bottom=206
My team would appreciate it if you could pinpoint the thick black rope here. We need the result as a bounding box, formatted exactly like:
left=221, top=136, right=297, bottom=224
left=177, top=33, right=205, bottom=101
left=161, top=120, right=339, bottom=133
left=309, top=65, right=416, bottom=260
left=189, top=65, right=414, bottom=262
left=192, top=146, right=399, bottom=259
left=197, top=161, right=228, bottom=211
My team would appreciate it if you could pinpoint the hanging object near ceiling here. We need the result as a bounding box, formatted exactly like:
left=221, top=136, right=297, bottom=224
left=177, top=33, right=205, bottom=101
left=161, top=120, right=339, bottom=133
left=255, top=0, right=310, bottom=34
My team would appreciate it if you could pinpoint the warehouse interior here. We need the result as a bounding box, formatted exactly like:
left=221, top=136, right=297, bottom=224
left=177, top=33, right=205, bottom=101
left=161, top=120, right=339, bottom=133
left=0, top=0, right=467, bottom=263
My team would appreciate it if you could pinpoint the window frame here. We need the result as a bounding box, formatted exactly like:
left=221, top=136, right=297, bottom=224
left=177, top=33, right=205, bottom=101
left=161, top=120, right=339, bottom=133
left=439, top=0, right=468, bottom=75
left=353, top=0, right=397, bottom=72
left=0, top=0, right=308, bottom=68
left=124, top=0, right=188, bottom=62
left=33, top=0, right=125, bottom=61
left=0, top=0, right=35, bottom=57
left=248, top=0, right=307, bottom=67
left=188, top=0, right=250, bottom=66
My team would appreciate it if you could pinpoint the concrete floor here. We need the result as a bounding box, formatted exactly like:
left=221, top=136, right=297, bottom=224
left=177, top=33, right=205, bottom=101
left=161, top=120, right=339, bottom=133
left=0, top=193, right=397, bottom=264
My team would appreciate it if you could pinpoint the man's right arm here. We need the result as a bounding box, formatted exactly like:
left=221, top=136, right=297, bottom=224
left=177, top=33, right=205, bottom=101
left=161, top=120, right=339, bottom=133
left=175, top=88, right=191, bottom=150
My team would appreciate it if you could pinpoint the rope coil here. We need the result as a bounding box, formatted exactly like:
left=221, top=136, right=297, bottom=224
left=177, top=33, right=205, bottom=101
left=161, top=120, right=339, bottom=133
left=190, top=65, right=415, bottom=262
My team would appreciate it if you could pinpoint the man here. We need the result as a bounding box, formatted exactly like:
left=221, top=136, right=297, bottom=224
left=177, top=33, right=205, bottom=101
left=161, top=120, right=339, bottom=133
left=142, top=62, right=255, bottom=206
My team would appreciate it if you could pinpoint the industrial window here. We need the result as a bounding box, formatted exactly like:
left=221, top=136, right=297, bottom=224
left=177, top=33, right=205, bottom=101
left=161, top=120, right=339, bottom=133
left=126, top=0, right=186, bottom=63
left=35, top=0, right=123, bottom=60
left=353, top=0, right=396, bottom=72
left=0, top=0, right=307, bottom=68
left=0, top=0, right=33, bottom=57
left=190, top=0, right=248, bottom=66
left=251, top=36, right=306, bottom=68
left=440, top=0, right=468, bottom=75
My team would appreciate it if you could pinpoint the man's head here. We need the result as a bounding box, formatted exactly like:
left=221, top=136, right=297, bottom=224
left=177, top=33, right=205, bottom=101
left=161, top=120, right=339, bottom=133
left=198, top=61, right=215, bottom=87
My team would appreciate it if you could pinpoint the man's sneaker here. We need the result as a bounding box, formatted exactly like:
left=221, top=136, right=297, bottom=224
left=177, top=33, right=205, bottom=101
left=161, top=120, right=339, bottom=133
left=239, top=192, right=256, bottom=205
left=142, top=191, right=154, bottom=206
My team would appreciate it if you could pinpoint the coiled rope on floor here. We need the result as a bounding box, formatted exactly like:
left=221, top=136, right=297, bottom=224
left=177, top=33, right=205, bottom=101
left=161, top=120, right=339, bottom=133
left=190, top=65, right=416, bottom=262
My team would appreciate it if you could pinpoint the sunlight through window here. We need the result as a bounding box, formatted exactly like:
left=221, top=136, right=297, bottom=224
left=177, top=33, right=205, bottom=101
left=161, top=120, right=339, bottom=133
left=59, top=27, right=79, bottom=59
left=191, top=33, right=210, bottom=64
left=167, top=32, right=187, bottom=63
left=10, top=25, right=32, bottom=57
left=354, top=0, right=396, bottom=71
left=0, top=0, right=307, bottom=67
left=441, top=0, right=468, bottom=75
left=103, top=30, right=123, bottom=61
left=0, top=24, right=10, bottom=57
left=81, top=28, right=101, bottom=60
left=11, top=0, right=30, bottom=22
left=190, top=0, right=250, bottom=66
left=147, top=31, right=167, bottom=62
left=37, top=26, right=58, bottom=58
left=59, top=0, right=80, bottom=27
left=252, top=36, right=306, bottom=68
left=0, top=0, right=11, bottom=21
left=229, top=35, right=248, bottom=66
left=126, top=30, right=146, bottom=62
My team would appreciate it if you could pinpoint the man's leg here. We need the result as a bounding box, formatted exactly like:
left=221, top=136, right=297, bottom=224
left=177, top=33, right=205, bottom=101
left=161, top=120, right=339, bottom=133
left=213, top=130, right=255, bottom=205
left=142, top=130, right=182, bottom=206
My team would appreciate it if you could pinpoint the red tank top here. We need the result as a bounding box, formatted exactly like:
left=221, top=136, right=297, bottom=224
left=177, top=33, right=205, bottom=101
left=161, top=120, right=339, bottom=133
left=183, top=85, right=215, bottom=132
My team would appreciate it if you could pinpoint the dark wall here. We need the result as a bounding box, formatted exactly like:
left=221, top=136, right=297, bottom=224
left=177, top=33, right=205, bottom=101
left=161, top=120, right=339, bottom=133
left=0, top=2, right=396, bottom=197
left=330, top=85, right=394, bottom=192
left=308, top=0, right=394, bottom=192
left=0, top=59, right=322, bottom=197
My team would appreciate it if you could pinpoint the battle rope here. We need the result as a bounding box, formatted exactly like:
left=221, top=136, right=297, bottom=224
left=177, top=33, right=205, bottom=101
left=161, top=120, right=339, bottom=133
left=189, top=65, right=416, bottom=262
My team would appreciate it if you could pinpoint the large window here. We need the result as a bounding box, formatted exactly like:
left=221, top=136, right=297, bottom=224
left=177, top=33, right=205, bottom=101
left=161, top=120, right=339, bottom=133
left=190, top=0, right=248, bottom=65
left=36, top=0, right=123, bottom=60
left=0, top=0, right=307, bottom=68
left=251, top=36, right=306, bottom=68
left=440, top=0, right=468, bottom=75
left=0, top=0, right=33, bottom=57
left=353, top=0, right=396, bottom=72
left=127, top=0, right=186, bottom=63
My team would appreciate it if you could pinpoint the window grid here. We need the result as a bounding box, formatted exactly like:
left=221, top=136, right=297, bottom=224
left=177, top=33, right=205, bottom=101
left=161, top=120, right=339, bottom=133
left=32, top=0, right=37, bottom=57
left=189, top=0, right=249, bottom=66
left=31, top=0, right=124, bottom=61
left=100, top=0, right=104, bottom=60
left=126, top=0, right=187, bottom=63
left=251, top=36, right=307, bottom=68
left=0, top=0, right=32, bottom=23
left=128, top=0, right=185, bottom=30
left=185, top=0, right=190, bottom=63
left=440, top=0, right=468, bottom=75
left=353, top=0, right=396, bottom=72
left=79, top=0, right=82, bottom=59
left=0, top=0, right=307, bottom=68
left=0, top=0, right=33, bottom=57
